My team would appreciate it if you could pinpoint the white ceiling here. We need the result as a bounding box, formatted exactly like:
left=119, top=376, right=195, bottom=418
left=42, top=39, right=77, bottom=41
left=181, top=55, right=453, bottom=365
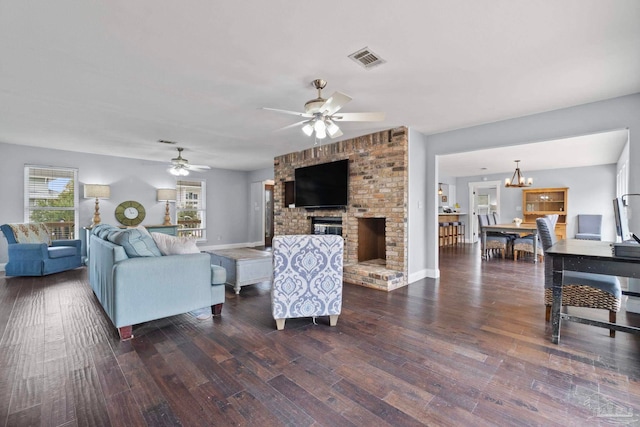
left=1, top=1, right=639, bottom=171
left=438, top=129, right=629, bottom=178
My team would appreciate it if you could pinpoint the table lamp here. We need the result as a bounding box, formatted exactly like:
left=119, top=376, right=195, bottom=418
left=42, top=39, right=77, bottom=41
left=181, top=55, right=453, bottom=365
left=157, top=188, right=177, bottom=226
left=84, top=184, right=111, bottom=227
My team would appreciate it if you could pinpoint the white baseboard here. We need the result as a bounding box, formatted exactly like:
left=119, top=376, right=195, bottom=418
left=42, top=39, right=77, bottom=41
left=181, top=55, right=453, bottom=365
left=409, top=268, right=439, bottom=283
left=0, top=263, right=5, bottom=273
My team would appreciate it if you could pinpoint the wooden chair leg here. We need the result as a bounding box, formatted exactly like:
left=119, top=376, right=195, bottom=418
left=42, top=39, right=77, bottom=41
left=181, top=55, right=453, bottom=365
left=545, top=305, right=551, bottom=322
left=610, top=311, right=616, bottom=338
left=514, top=250, right=518, bottom=261
left=275, top=318, right=286, bottom=330
left=329, top=315, right=339, bottom=326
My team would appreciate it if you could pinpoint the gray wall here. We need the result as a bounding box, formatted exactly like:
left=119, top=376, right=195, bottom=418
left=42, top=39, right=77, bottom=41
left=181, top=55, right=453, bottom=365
left=424, top=93, right=640, bottom=277
left=0, top=142, right=253, bottom=265
left=408, top=128, right=430, bottom=280
left=456, top=164, right=617, bottom=241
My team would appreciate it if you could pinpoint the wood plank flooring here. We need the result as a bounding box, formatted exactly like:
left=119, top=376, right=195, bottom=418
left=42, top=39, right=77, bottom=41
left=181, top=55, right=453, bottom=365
left=1, top=244, right=640, bottom=426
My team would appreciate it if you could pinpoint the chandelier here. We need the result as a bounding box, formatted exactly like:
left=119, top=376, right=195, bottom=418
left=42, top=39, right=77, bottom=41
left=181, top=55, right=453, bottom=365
left=505, top=160, right=532, bottom=188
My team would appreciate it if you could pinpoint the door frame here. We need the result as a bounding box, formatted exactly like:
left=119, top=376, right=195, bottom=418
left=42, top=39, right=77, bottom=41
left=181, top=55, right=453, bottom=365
left=468, top=180, right=502, bottom=243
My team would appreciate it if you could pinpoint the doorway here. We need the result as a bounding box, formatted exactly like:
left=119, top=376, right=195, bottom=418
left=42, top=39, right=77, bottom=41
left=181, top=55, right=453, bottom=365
left=468, top=180, right=501, bottom=243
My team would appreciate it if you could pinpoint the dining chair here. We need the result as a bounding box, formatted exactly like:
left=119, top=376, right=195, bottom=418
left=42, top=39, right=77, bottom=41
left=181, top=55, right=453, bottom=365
left=478, top=214, right=509, bottom=259
left=575, top=214, right=602, bottom=241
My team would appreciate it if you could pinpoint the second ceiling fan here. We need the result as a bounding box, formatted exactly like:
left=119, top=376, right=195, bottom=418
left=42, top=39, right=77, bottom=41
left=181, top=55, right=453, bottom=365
left=263, top=79, right=385, bottom=139
left=168, top=147, right=210, bottom=176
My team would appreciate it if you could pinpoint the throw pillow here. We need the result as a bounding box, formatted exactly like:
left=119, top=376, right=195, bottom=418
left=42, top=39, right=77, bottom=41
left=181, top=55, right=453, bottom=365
left=151, top=232, right=200, bottom=255
left=107, top=229, right=162, bottom=257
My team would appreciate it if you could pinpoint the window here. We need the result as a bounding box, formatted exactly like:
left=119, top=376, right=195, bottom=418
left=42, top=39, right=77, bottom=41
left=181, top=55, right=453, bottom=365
left=24, top=165, right=79, bottom=239
left=176, top=179, right=206, bottom=240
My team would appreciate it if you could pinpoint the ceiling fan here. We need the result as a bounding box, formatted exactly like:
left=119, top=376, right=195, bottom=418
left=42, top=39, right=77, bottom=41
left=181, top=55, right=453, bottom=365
left=168, top=147, right=211, bottom=176
left=263, top=78, right=385, bottom=139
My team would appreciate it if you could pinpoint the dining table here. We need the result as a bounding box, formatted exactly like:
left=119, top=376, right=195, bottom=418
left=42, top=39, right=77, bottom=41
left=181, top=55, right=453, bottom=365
left=480, top=223, right=539, bottom=262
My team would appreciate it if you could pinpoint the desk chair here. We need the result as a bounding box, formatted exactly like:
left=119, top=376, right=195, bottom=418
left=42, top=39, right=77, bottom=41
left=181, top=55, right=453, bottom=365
left=537, top=216, right=621, bottom=337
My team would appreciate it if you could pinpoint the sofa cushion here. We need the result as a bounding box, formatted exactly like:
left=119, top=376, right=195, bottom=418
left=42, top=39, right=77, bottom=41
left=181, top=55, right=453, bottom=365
left=107, top=228, right=162, bottom=258
left=151, top=232, right=199, bottom=255
left=93, top=224, right=118, bottom=239
left=48, top=246, right=78, bottom=259
left=10, top=223, right=51, bottom=245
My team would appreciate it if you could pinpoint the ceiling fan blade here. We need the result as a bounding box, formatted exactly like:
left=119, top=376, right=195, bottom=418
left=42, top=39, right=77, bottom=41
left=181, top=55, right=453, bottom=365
left=262, top=107, right=313, bottom=118
left=332, top=112, right=385, bottom=122
left=277, top=120, right=308, bottom=131
left=320, top=91, right=352, bottom=115
left=189, top=164, right=211, bottom=170
left=329, top=127, right=343, bottom=138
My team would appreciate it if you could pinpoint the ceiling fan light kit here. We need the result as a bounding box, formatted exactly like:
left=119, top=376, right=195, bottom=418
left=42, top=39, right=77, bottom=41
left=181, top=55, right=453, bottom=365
left=167, top=147, right=210, bottom=176
left=505, top=160, right=533, bottom=188
left=263, top=78, right=384, bottom=141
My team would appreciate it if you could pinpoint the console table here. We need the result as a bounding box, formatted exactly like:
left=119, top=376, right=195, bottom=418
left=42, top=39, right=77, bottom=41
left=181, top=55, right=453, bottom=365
left=545, top=239, right=640, bottom=344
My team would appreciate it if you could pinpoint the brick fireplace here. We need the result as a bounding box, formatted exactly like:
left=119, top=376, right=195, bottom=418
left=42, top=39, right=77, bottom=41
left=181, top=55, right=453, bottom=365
left=273, top=127, right=408, bottom=291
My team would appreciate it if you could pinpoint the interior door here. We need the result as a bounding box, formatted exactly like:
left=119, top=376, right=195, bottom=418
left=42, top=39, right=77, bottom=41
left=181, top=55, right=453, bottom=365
left=468, top=181, right=501, bottom=243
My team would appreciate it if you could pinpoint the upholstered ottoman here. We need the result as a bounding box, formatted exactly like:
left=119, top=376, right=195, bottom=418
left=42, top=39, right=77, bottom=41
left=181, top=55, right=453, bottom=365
left=208, top=248, right=272, bottom=294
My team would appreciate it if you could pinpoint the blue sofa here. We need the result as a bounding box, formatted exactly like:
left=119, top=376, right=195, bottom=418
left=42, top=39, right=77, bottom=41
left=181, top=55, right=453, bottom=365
left=1, top=223, right=82, bottom=276
left=88, top=225, right=225, bottom=340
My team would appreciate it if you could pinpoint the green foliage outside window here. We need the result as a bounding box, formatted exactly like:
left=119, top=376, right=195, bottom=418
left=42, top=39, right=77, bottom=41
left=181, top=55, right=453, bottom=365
left=29, top=181, right=75, bottom=223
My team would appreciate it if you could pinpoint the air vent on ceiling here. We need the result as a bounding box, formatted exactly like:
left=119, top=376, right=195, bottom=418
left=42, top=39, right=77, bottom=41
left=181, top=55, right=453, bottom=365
left=348, top=47, right=386, bottom=70
left=157, top=139, right=178, bottom=145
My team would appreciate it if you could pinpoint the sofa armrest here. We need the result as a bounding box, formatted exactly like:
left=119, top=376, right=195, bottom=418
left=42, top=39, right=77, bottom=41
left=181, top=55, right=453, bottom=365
left=8, top=243, right=49, bottom=259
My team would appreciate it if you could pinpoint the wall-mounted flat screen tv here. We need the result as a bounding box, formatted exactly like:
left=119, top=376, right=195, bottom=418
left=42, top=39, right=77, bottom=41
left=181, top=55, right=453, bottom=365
left=295, top=159, right=349, bottom=208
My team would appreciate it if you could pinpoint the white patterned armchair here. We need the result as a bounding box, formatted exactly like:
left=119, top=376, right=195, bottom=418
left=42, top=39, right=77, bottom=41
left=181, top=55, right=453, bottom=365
left=271, top=234, right=344, bottom=330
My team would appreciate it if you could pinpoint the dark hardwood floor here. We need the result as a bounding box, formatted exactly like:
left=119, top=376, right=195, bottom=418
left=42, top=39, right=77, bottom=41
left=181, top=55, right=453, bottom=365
left=2, top=244, right=640, bottom=426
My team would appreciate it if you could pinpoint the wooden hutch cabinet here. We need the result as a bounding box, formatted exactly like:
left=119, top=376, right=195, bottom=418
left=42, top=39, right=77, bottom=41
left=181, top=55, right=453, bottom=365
left=522, top=187, right=568, bottom=240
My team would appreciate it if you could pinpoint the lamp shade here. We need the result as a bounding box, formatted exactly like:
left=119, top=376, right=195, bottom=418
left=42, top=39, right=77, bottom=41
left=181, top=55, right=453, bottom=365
left=157, top=188, right=177, bottom=202
left=84, top=184, right=110, bottom=199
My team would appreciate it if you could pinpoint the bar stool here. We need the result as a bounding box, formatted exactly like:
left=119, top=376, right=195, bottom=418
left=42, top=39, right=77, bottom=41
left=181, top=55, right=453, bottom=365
left=438, top=222, right=450, bottom=246
left=457, top=221, right=465, bottom=244
left=450, top=222, right=459, bottom=245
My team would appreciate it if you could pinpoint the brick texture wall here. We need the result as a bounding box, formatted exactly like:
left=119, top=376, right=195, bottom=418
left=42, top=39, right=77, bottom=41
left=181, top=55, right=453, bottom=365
left=273, top=127, right=408, bottom=289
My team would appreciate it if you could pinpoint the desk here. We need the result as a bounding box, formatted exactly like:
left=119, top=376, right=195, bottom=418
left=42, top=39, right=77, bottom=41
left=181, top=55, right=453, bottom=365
left=545, top=239, right=640, bottom=344
left=480, top=223, right=538, bottom=261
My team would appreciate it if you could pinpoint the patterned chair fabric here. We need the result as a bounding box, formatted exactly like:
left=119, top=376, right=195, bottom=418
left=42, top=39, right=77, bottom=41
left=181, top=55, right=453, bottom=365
left=477, top=214, right=509, bottom=259
left=536, top=216, right=621, bottom=337
left=513, top=236, right=543, bottom=262
left=271, top=234, right=344, bottom=330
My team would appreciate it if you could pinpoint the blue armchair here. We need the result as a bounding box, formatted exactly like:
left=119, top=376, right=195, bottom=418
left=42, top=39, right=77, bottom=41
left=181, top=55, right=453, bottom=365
left=1, top=223, right=82, bottom=276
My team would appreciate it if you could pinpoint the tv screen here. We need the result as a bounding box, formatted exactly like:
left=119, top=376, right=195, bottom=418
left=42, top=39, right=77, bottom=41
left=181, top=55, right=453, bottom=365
left=613, top=197, right=631, bottom=241
left=295, top=160, right=349, bottom=208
